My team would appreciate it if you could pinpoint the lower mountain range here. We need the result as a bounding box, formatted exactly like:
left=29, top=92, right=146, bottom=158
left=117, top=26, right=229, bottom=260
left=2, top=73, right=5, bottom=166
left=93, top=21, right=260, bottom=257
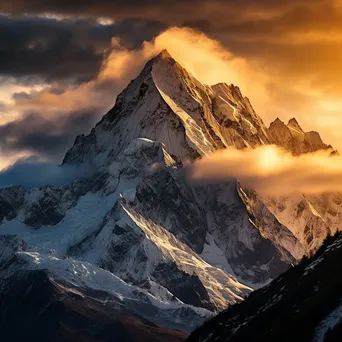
left=0, top=50, right=341, bottom=341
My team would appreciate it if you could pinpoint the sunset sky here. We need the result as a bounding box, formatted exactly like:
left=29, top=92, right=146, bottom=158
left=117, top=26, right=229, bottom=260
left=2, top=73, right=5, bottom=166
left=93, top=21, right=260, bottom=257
left=0, top=0, right=341, bottom=169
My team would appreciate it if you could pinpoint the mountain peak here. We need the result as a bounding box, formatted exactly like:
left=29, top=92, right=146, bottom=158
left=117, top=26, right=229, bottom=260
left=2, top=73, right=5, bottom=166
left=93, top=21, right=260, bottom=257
left=158, top=49, right=173, bottom=59
left=288, top=117, right=299, bottom=125
left=152, top=49, right=175, bottom=65
left=271, top=117, right=285, bottom=126
left=287, top=118, right=303, bottom=132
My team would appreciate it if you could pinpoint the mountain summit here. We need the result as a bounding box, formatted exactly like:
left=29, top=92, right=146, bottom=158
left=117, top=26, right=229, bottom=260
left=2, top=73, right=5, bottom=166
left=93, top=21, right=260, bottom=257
left=0, top=50, right=340, bottom=340
left=63, top=49, right=271, bottom=165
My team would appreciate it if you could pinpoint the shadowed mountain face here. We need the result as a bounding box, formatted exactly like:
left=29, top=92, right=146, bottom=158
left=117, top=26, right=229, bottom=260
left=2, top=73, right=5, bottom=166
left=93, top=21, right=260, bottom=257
left=0, top=50, right=341, bottom=341
left=0, top=234, right=211, bottom=337
left=0, top=269, right=187, bottom=342
left=187, top=233, right=342, bottom=342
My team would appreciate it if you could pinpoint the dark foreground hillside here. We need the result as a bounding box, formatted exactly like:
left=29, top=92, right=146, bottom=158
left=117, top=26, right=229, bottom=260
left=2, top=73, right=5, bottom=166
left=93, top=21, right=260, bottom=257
left=187, top=233, right=342, bottom=342
left=0, top=270, right=187, bottom=342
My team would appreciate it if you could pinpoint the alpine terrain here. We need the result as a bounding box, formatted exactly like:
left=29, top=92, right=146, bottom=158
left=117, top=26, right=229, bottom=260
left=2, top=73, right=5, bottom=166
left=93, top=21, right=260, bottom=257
left=0, top=50, right=340, bottom=341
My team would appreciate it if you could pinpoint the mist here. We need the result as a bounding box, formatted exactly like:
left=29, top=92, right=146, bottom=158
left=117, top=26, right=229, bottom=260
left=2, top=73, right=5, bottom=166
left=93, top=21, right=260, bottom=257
left=188, top=145, right=342, bottom=195
left=0, top=157, right=93, bottom=189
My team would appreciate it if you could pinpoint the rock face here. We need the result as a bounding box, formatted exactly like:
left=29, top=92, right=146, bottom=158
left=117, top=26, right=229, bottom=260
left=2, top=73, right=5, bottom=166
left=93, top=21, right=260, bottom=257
left=268, top=117, right=332, bottom=155
left=0, top=50, right=339, bottom=338
left=187, top=233, right=342, bottom=342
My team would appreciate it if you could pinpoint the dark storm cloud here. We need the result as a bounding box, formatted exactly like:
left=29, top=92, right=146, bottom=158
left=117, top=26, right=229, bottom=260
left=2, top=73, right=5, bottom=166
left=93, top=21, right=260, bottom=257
left=0, top=1, right=338, bottom=85
left=0, top=0, right=324, bottom=19
left=0, top=16, right=103, bottom=83
left=0, top=0, right=338, bottom=88
left=0, top=109, right=101, bottom=161
left=12, top=92, right=34, bottom=101
left=0, top=15, right=164, bottom=83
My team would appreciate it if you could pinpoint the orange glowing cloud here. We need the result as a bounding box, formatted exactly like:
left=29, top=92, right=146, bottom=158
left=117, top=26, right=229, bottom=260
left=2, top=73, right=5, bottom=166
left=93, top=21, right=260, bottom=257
left=100, top=27, right=270, bottom=111
left=189, top=145, right=342, bottom=195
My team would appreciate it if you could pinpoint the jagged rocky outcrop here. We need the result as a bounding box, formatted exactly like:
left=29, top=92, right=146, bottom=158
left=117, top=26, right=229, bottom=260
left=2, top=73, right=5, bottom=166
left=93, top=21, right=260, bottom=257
left=268, top=117, right=333, bottom=156
left=187, top=233, right=342, bottom=342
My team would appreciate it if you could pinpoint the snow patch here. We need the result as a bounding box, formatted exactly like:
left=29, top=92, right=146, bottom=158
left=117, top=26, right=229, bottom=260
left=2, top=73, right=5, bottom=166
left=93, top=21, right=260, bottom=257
left=313, top=301, right=342, bottom=342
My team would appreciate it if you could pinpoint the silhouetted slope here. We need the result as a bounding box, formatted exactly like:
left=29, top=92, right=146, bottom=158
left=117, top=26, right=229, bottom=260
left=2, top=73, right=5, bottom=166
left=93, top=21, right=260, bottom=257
left=187, top=233, right=342, bottom=342
left=0, top=270, right=187, bottom=342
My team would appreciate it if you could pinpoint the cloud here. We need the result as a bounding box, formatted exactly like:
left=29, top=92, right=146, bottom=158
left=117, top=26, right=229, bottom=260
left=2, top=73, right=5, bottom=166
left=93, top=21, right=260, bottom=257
left=0, top=15, right=164, bottom=84
left=188, top=145, right=342, bottom=195
left=0, top=27, right=163, bottom=168
left=0, top=16, right=102, bottom=84
left=0, top=14, right=167, bottom=170
left=1, top=0, right=337, bottom=50
left=0, top=110, right=100, bottom=162
left=0, top=1, right=325, bottom=24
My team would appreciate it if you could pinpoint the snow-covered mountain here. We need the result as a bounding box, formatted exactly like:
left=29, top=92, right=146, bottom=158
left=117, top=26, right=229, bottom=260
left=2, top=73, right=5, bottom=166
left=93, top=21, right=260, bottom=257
left=0, top=239, right=192, bottom=342
left=63, top=49, right=270, bottom=166
left=187, top=232, right=342, bottom=342
left=0, top=235, right=210, bottom=335
left=0, top=50, right=340, bottom=339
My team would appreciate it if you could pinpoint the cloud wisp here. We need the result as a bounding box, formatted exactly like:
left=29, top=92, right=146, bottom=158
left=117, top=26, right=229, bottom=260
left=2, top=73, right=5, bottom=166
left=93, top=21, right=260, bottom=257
left=188, top=145, right=342, bottom=195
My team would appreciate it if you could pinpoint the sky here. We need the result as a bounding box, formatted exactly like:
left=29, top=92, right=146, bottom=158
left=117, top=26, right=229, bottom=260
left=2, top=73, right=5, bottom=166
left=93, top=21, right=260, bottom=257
left=0, top=0, right=341, bottom=170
